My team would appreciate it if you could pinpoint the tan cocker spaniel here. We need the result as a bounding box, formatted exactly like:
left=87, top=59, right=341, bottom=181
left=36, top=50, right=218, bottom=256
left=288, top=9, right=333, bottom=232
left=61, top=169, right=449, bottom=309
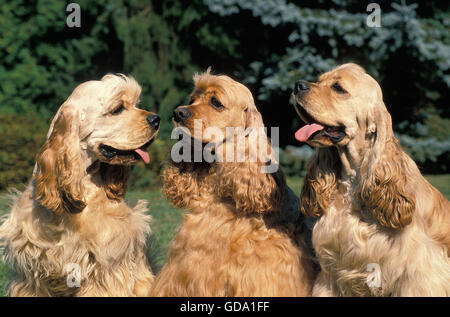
left=150, top=70, right=316, bottom=296
left=293, top=63, right=450, bottom=296
left=0, top=74, right=159, bottom=296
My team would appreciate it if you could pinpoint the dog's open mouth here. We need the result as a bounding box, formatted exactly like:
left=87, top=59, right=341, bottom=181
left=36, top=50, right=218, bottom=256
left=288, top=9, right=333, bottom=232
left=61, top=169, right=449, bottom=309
left=99, top=138, right=155, bottom=164
left=294, top=103, right=346, bottom=144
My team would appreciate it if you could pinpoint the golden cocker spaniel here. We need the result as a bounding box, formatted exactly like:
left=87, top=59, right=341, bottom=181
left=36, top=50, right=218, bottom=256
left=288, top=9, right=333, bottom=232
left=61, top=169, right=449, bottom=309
left=150, top=70, right=316, bottom=296
left=293, top=63, right=450, bottom=296
left=0, top=74, right=159, bottom=296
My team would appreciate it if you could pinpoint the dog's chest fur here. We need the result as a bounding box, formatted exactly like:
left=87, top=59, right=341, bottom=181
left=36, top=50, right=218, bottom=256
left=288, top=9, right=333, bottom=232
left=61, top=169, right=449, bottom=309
left=159, top=203, right=311, bottom=296
left=312, top=180, right=450, bottom=296
left=2, top=186, right=151, bottom=296
left=312, top=180, right=395, bottom=296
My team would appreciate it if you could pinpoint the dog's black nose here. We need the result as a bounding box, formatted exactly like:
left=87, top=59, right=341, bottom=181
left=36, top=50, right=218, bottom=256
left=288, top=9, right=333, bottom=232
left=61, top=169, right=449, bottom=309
left=146, top=114, right=160, bottom=130
left=294, top=80, right=310, bottom=94
left=173, top=107, right=191, bottom=122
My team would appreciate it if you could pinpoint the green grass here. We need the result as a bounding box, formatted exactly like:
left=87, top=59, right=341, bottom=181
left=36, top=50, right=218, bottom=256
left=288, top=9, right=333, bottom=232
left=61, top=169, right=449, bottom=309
left=286, top=176, right=304, bottom=196
left=0, top=194, right=12, bottom=216
left=424, top=174, right=450, bottom=198
left=0, top=262, right=11, bottom=296
left=0, top=174, right=448, bottom=296
left=0, top=192, right=13, bottom=296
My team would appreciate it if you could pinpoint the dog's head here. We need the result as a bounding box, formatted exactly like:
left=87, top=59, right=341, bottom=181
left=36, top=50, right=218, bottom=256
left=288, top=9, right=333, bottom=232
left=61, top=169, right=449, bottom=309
left=292, top=63, right=391, bottom=148
left=294, top=64, right=415, bottom=228
left=172, top=69, right=259, bottom=144
left=35, top=74, right=160, bottom=214
left=168, top=70, right=284, bottom=214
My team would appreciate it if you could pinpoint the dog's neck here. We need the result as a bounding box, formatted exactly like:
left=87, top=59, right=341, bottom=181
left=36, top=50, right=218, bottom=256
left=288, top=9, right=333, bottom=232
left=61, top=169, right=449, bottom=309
left=71, top=161, right=106, bottom=205
left=337, top=145, right=360, bottom=182
left=82, top=160, right=128, bottom=207
left=336, top=133, right=375, bottom=184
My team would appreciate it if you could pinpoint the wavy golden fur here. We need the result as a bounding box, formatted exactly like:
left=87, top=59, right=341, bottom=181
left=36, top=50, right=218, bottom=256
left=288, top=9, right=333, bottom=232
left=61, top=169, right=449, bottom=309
left=151, top=71, right=316, bottom=296
left=293, top=63, right=450, bottom=296
left=0, top=74, right=157, bottom=296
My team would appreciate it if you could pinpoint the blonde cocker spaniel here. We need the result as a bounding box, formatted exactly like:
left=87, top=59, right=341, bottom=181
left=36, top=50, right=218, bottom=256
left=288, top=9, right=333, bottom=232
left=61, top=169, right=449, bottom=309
left=150, top=70, right=316, bottom=296
left=293, top=63, right=450, bottom=296
left=0, top=74, right=159, bottom=296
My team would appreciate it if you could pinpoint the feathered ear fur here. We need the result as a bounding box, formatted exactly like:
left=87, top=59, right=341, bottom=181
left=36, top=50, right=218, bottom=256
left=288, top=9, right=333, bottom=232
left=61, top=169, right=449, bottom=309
left=300, top=147, right=339, bottom=217
left=35, top=107, right=86, bottom=213
left=356, top=103, right=416, bottom=229
left=214, top=101, right=285, bottom=214
left=357, top=138, right=415, bottom=229
left=214, top=160, right=285, bottom=214
left=100, top=163, right=129, bottom=201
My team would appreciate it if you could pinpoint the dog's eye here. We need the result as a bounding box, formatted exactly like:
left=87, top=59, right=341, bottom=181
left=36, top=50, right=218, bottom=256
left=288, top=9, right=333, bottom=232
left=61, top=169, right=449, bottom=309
left=210, top=96, right=224, bottom=109
left=188, top=97, right=195, bottom=105
left=111, top=105, right=125, bottom=115
left=331, top=82, right=347, bottom=94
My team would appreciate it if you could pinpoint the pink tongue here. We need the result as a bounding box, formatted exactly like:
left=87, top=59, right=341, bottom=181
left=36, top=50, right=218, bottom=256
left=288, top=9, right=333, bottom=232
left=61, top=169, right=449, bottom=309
left=134, top=148, right=150, bottom=164
left=295, top=123, right=324, bottom=142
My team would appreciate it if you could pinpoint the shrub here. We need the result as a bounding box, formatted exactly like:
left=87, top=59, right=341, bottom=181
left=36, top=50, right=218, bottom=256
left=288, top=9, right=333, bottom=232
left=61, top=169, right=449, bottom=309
left=397, top=134, right=450, bottom=173
left=0, top=113, right=48, bottom=190
left=397, top=114, right=450, bottom=173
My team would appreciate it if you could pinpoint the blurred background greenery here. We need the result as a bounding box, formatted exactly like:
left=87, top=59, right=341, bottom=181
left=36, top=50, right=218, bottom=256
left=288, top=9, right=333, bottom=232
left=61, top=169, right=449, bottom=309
left=0, top=0, right=449, bottom=190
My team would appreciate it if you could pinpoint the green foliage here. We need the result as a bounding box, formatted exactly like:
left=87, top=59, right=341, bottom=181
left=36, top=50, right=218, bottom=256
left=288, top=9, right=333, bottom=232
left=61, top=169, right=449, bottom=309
left=397, top=134, right=450, bottom=171
left=0, top=113, right=48, bottom=190
left=112, top=0, right=198, bottom=138
left=0, top=0, right=112, bottom=117
left=424, top=114, right=450, bottom=141
left=396, top=113, right=450, bottom=173
left=205, top=0, right=450, bottom=100
left=0, top=0, right=206, bottom=137
left=0, top=0, right=206, bottom=190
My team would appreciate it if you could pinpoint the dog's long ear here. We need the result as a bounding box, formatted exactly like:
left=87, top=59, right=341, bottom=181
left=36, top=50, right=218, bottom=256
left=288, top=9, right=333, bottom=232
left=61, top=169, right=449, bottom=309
left=215, top=159, right=285, bottom=215
left=300, top=147, right=339, bottom=217
left=357, top=139, right=415, bottom=229
left=215, top=101, right=285, bottom=214
left=99, top=163, right=129, bottom=201
left=35, top=106, right=86, bottom=213
left=356, top=105, right=416, bottom=229
left=245, top=100, right=264, bottom=129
